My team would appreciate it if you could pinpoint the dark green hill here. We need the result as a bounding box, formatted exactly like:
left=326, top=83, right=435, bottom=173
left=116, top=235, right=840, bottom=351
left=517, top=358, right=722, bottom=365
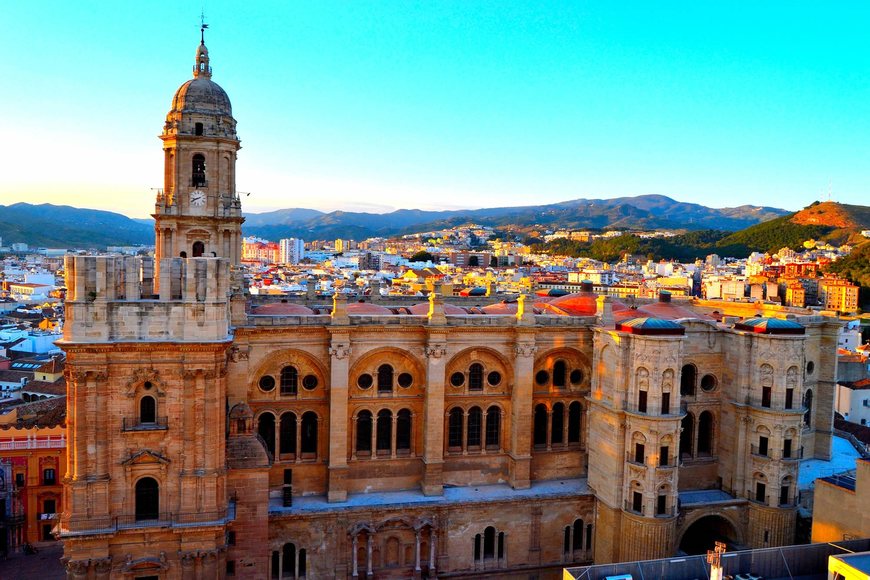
left=715, top=214, right=835, bottom=254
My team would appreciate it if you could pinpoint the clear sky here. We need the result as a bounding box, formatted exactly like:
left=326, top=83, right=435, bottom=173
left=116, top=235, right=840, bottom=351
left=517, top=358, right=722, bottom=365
left=1, top=1, right=868, bottom=218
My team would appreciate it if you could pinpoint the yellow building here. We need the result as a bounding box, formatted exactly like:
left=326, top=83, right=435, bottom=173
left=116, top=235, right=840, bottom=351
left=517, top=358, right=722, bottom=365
left=0, top=397, right=66, bottom=546
left=812, top=458, right=870, bottom=542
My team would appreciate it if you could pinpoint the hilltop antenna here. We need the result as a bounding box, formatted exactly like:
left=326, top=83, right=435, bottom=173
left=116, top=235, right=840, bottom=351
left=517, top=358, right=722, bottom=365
left=827, top=180, right=833, bottom=203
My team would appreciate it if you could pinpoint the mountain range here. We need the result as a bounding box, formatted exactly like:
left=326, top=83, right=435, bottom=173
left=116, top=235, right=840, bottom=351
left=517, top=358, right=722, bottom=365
left=0, top=195, right=820, bottom=249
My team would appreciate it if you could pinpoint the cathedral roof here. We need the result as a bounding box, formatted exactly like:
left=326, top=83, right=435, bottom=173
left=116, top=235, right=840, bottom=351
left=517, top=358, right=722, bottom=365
left=616, top=316, right=685, bottom=335
left=407, top=302, right=468, bottom=315
left=733, top=316, right=805, bottom=335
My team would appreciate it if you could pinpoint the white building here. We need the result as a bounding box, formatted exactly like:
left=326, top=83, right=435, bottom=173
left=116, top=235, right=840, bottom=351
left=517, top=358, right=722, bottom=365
left=279, top=238, right=305, bottom=264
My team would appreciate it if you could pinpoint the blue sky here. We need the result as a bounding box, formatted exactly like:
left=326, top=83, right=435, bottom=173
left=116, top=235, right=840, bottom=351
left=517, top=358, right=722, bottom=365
left=1, top=1, right=868, bottom=217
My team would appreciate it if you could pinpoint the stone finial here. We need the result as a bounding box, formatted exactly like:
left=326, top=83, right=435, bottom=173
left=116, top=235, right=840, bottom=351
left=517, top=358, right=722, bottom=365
left=332, top=292, right=349, bottom=324
left=307, top=275, right=317, bottom=300
left=596, top=295, right=614, bottom=327
left=428, top=293, right=447, bottom=325
left=516, top=294, right=535, bottom=326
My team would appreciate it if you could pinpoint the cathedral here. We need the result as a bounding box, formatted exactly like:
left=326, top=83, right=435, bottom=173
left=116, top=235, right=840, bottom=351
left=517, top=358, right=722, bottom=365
left=56, top=38, right=841, bottom=579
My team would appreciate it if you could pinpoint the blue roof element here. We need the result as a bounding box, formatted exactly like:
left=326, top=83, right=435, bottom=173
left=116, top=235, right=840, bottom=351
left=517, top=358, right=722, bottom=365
left=616, top=316, right=685, bottom=335
left=734, top=316, right=804, bottom=335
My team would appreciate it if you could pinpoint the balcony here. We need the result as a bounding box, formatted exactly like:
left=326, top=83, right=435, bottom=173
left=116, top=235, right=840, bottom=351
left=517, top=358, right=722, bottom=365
left=0, top=436, right=66, bottom=451
left=750, top=445, right=770, bottom=459
left=623, top=500, right=644, bottom=515
left=56, top=502, right=236, bottom=537
left=121, top=417, right=168, bottom=432
left=782, top=447, right=804, bottom=461
left=622, top=400, right=688, bottom=417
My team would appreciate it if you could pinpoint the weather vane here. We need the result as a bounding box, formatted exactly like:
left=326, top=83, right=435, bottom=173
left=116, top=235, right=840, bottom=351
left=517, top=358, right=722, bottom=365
left=200, top=9, right=209, bottom=44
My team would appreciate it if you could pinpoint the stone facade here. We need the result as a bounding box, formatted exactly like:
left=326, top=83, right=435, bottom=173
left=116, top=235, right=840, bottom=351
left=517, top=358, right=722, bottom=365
left=56, top=39, right=843, bottom=579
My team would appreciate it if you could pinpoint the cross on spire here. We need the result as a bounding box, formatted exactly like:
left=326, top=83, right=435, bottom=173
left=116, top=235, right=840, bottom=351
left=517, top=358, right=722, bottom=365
left=200, top=10, right=209, bottom=44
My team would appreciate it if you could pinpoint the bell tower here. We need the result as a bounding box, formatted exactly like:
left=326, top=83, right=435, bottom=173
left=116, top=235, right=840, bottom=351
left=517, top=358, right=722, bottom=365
left=154, top=35, right=243, bottom=270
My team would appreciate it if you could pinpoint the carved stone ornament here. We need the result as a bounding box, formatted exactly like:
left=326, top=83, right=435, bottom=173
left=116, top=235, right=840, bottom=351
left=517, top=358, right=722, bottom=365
left=228, top=346, right=250, bottom=362
left=329, top=344, right=352, bottom=360
left=425, top=344, right=447, bottom=359
left=93, top=558, right=112, bottom=573
left=514, top=344, right=538, bottom=358
left=66, top=560, right=90, bottom=574
left=180, top=551, right=196, bottom=568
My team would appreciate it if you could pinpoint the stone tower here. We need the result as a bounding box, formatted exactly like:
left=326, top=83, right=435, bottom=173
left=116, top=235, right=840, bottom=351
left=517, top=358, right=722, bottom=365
left=588, top=317, right=684, bottom=562
left=154, top=37, right=243, bottom=271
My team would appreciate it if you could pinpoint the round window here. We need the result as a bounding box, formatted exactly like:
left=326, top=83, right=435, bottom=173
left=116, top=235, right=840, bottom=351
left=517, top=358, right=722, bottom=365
left=258, top=375, right=276, bottom=392
left=143, top=381, right=153, bottom=390
left=398, top=373, right=413, bottom=388
left=450, top=372, right=465, bottom=387
left=700, top=374, right=717, bottom=392
left=569, top=369, right=584, bottom=385
left=302, top=375, right=318, bottom=390
left=357, top=374, right=373, bottom=389
left=487, top=371, right=502, bottom=386
left=806, top=361, right=815, bottom=375
left=535, top=370, right=550, bottom=386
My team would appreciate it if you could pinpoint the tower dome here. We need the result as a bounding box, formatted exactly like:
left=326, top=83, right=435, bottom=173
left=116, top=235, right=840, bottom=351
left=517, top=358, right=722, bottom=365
left=169, top=41, right=233, bottom=116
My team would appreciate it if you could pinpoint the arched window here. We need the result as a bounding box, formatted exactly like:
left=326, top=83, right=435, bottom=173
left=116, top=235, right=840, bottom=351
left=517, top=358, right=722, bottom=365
left=300, top=412, right=317, bottom=455
left=377, top=365, right=393, bottom=394
left=680, top=364, right=696, bottom=396
left=552, top=402, right=565, bottom=445
left=135, top=477, right=159, bottom=521
left=299, top=549, right=306, bottom=577
left=280, top=412, right=297, bottom=456
left=679, top=413, right=694, bottom=459
left=139, top=395, right=156, bottom=424
left=804, top=389, right=813, bottom=426
left=698, top=411, right=714, bottom=456
left=467, top=406, right=482, bottom=448
left=469, top=363, right=484, bottom=391
left=192, top=241, right=205, bottom=257
left=568, top=401, right=582, bottom=444
left=483, top=526, right=496, bottom=559
left=572, top=519, right=584, bottom=551
left=448, top=408, right=464, bottom=450
left=533, top=404, right=548, bottom=448
left=192, top=153, right=206, bottom=186
left=282, top=543, right=296, bottom=575
left=553, top=360, right=567, bottom=388
left=485, top=406, right=500, bottom=449
left=258, top=413, right=276, bottom=457
left=356, top=411, right=372, bottom=453
left=280, top=366, right=298, bottom=396
left=397, top=409, right=412, bottom=453
left=563, top=526, right=571, bottom=555
left=376, top=409, right=392, bottom=453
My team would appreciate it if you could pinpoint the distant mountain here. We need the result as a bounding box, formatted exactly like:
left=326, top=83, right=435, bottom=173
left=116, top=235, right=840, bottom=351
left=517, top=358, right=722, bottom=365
left=0, top=203, right=153, bottom=248
left=242, top=195, right=790, bottom=240
left=0, top=195, right=800, bottom=250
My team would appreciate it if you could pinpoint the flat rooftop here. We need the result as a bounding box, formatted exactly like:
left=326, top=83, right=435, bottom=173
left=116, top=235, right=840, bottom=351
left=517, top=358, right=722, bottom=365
left=270, top=478, right=590, bottom=516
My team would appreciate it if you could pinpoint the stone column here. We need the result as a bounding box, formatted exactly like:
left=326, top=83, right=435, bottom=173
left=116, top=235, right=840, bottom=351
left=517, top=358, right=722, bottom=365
left=415, top=530, right=421, bottom=571
left=328, top=333, right=351, bottom=502
left=430, top=530, right=437, bottom=573
left=367, top=534, right=373, bottom=576
left=352, top=534, right=359, bottom=577
left=510, top=336, right=537, bottom=489
left=422, top=334, right=448, bottom=495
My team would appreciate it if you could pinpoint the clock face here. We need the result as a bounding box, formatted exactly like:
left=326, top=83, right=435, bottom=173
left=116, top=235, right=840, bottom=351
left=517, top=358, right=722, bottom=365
left=190, top=190, right=206, bottom=207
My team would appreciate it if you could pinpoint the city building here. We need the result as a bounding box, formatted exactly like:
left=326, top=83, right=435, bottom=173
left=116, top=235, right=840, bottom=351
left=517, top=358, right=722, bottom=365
left=279, top=238, right=305, bottom=265
left=812, top=458, right=870, bottom=542
left=55, top=37, right=843, bottom=579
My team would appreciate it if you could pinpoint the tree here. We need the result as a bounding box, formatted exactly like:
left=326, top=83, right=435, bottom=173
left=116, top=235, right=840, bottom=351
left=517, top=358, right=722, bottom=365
left=410, top=250, right=435, bottom=263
